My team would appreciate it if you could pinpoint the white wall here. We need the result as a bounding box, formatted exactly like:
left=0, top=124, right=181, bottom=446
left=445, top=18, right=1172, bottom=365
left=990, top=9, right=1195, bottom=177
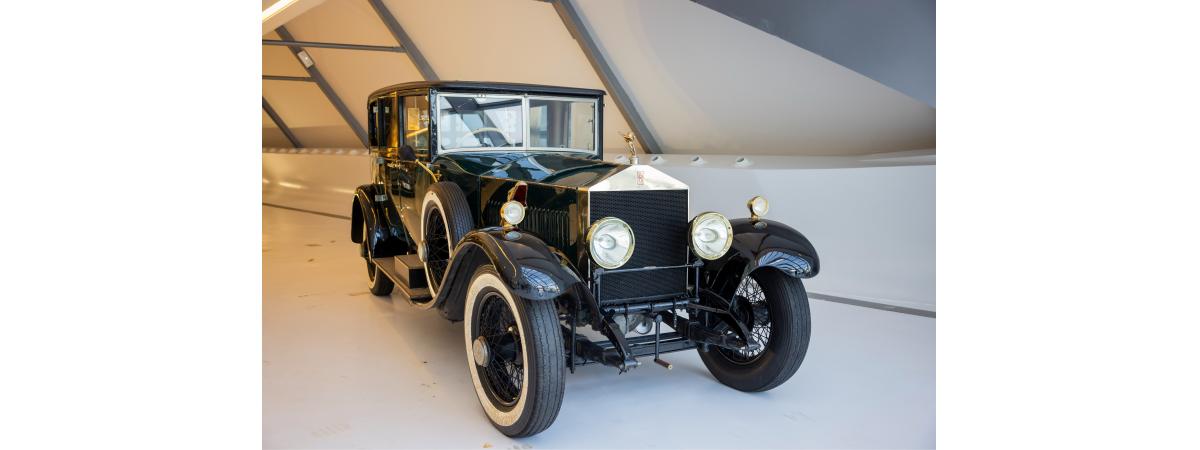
left=660, top=159, right=935, bottom=310
left=263, top=151, right=935, bottom=311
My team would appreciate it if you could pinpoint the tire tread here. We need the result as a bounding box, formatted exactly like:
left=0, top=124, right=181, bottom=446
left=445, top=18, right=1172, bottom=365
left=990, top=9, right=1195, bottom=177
left=698, top=270, right=811, bottom=392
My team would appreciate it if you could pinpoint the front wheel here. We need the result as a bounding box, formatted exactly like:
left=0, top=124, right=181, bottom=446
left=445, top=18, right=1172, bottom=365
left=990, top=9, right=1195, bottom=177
left=698, top=269, right=811, bottom=392
left=463, top=266, right=565, bottom=437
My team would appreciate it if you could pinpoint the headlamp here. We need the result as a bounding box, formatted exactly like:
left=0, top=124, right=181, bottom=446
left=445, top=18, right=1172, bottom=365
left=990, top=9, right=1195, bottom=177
left=587, top=217, right=635, bottom=269
left=690, top=212, right=733, bottom=260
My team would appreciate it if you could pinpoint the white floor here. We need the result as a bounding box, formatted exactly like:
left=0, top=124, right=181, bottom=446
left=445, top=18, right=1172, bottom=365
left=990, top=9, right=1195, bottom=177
left=263, top=206, right=935, bottom=449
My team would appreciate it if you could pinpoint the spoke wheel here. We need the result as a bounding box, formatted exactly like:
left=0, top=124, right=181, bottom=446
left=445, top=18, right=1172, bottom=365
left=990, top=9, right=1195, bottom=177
left=362, top=221, right=376, bottom=279
left=718, top=276, right=772, bottom=364
left=473, top=293, right=524, bottom=407
left=424, top=207, right=450, bottom=293
left=464, top=266, right=565, bottom=437
left=362, top=219, right=393, bottom=296
left=420, top=182, right=473, bottom=299
left=697, top=269, right=810, bottom=392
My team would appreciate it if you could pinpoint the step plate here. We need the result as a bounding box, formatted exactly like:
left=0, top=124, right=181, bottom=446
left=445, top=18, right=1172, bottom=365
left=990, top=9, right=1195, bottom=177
left=372, top=256, right=432, bottom=302
left=393, top=254, right=427, bottom=289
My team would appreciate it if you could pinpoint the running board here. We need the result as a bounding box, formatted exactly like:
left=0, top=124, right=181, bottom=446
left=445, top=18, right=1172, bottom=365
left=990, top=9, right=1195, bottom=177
left=372, top=255, right=431, bottom=302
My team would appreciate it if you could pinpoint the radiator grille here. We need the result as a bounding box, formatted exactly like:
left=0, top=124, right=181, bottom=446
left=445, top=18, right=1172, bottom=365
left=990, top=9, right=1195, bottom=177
left=485, top=199, right=571, bottom=251
left=589, top=189, right=689, bottom=303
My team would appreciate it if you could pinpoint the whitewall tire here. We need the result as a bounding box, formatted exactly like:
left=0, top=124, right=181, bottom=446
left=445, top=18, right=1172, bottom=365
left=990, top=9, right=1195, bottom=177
left=421, top=182, right=472, bottom=299
left=463, top=265, right=565, bottom=437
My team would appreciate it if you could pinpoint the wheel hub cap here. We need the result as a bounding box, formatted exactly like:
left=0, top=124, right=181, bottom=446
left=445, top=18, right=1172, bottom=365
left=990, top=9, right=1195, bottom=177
left=472, top=336, right=490, bottom=367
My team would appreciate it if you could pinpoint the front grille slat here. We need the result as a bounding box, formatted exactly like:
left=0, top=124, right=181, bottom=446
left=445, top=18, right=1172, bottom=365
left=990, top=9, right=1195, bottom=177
left=485, top=199, right=571, bottom=251
left=589, top=189, right=689, bottom=303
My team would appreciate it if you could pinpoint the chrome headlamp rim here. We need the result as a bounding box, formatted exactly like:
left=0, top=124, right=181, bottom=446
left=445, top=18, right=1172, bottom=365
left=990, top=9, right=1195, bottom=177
left=690, top=211, right=733, bottom=260
left=500, top=200, right=526, bottom=226
left=586, top=216, right=636, bottom=269
left=748, top=195, right=769, bottom=221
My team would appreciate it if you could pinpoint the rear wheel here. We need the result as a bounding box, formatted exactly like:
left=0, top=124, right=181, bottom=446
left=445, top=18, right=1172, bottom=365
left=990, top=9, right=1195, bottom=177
left=421, top=182, right=472, bottom=299
left=463, top=266, right=565, bottom=437
left=698, top=269, right=811, bottom=392
left=362, top=220, right=394, bottom=296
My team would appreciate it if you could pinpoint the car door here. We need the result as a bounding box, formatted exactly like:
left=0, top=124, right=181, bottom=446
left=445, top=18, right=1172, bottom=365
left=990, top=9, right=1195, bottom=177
left=391, top=93, right=432, bottom=239
left=368, top=95, right=404, bottom=235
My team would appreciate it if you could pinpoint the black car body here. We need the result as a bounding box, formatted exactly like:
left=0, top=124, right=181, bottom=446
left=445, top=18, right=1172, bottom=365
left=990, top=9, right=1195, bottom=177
left=349, top=81, right=819, bottom=436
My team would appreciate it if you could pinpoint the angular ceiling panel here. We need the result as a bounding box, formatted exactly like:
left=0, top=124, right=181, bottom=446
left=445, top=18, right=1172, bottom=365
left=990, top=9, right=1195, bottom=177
left=263, top=111, right=294, bottom=147
left=263, top=0, right=933, bottom=155
left=262, top=31, right=309, bottom=77
left=693, top=0, right=936, bottom=107
left=573, top=0, right=934, bottom=156
left=263, top=80, right=361, bottom=147
left=284, top=0, right=423, bottom=133
left=375, top=0, right=635, bottom=153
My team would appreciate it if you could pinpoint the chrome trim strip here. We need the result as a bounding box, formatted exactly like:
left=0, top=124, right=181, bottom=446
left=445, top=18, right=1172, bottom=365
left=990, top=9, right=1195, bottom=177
left=586, top=168, right=691, bottom=274
left=588, top=165, right=690, bottom=192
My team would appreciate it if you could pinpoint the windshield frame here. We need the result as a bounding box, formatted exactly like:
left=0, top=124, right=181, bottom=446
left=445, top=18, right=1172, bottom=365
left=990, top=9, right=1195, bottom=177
left=434, top=92, right=599, bottom=155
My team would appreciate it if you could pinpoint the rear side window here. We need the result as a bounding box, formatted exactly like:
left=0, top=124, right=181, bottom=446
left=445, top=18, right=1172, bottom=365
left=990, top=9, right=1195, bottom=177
left=376, top=96, right=396, bottom=148
left=403, top=95, right=431, bottom=157
left=368, top=96, right=396, bottom=148
left=368, top=99, right=380, bottom=147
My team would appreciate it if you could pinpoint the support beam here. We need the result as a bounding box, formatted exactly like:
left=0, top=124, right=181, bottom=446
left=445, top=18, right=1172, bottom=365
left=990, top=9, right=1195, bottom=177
left=366, top=0, right=437, bottom=80
left=263, top=75, right=313, bottom=82
left=262, top=97, right=302, bottom=148
left=262, top=0, right=327, bottom=35
left=551, top=0, right=662, bottom=154
left=274, top=26, right=369, bottom=148
left=263, top=39, right=404, bottom=53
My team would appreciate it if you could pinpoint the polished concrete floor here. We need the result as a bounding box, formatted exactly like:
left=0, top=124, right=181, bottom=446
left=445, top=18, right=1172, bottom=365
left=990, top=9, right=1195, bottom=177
left=263, top=206, right=935, bottom=449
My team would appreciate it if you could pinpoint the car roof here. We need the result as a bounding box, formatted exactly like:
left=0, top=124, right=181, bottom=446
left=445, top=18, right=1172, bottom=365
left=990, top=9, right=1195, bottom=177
left=369, top=80, right=605, bottom=100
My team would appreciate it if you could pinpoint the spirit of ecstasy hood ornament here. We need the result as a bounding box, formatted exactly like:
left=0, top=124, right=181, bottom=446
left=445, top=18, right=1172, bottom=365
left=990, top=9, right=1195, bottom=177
left=621, top=132, right=640, bottom=165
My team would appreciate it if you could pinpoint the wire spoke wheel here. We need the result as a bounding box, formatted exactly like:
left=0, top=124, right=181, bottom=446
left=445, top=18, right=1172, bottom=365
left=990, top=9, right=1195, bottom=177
left=474, top=292, right=524, bottom=407
left=361, top=218, right=393, bottom=296
left=362, top=221, right=376, bottom=279
left=718, top=276, right=772, bottom=364
left=698, top=269, right=810, bottom=392
left=424, top=208, right=450, bottom=291
left=464, top=266, right=565, bottom=437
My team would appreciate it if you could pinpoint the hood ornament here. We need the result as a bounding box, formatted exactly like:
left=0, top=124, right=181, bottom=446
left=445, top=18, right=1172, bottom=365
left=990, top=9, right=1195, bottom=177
left=621, top=132, right=640, bottom=165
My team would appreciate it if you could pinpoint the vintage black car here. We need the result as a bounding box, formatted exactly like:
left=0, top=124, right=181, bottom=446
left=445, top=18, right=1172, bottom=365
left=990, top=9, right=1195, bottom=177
left=350, top=81, right=819, bottom=436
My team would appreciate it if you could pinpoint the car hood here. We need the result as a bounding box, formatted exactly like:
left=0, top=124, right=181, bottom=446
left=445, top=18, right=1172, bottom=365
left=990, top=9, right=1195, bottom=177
left=436, top=151, right=623, bottom=188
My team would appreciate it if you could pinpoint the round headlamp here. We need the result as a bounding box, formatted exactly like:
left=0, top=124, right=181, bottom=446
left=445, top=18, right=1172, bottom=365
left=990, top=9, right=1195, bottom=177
left=748, top=196, right=769, bottom=220
left=500, top=200, right=525, bottom=225
left=690, top=212, right=733, bottom=260
left=587, top=217, right=635, bottom=269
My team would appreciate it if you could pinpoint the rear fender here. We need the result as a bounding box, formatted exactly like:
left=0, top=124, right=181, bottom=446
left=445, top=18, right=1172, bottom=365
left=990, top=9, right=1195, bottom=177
left=701, top=218, right=820, bottom=300
left=350, top=184, right=407, bottom=258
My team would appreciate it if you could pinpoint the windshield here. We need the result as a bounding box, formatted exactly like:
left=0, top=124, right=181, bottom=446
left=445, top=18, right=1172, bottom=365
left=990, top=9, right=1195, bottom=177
left=436, top=93, right=597, bottom=153
left=530, top=97, right=596, bottom=151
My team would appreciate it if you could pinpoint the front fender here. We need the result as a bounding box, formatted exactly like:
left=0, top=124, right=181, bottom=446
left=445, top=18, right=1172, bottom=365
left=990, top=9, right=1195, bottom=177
left=436, top=228, right=583, bottom=322
left=702, top=218, right=820, bottom=299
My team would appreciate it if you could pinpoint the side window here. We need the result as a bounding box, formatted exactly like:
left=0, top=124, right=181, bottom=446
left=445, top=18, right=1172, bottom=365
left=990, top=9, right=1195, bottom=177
left=368, top=99, right=379, bottom=147
left=403, top=95, right=431, bottom=158
left=375, top=96, right=395, bottom=148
